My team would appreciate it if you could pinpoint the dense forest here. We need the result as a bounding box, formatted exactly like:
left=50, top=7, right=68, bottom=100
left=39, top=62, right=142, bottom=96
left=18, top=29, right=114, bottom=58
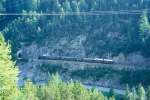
left=0, top=0, right=150, bottom=100
left=0, top=33, right=111, bottom=100
left=0, top=0, right=150, bottom=57
left=1, top=32, right=150, bottom=100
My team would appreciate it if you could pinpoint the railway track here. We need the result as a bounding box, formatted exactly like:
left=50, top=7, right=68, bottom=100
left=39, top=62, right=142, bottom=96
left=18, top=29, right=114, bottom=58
left=38, top=55, right=114, bottom=64
left=18, top=55, right=150, bottom=69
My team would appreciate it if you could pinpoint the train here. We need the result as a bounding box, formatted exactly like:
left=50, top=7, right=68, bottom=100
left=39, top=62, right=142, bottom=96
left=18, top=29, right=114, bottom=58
left=38, top=56, right=114, bottom=64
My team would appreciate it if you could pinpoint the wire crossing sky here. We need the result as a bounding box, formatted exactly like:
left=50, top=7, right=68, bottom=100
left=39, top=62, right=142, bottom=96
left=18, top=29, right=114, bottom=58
left=0, top=10, right=150, bottom=16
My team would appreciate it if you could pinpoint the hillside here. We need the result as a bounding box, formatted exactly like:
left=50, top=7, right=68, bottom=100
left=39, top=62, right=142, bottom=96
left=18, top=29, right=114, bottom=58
left=1, top=0, right=150, bottom=88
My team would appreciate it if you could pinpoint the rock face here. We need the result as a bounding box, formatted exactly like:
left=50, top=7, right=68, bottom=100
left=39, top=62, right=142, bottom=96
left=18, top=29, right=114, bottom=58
left=113, top=53, right=146, bottom=66
left=18, top=34, right=86, bottom=59
left=17, top=33, right=149, bottom=87
left=2, top=0, right=150, bottom=88
left=18, top=34, right=87, bottom=85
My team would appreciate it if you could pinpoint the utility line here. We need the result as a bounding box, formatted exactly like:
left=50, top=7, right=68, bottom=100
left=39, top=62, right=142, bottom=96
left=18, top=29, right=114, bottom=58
left=0, top=11, right=149, bottom=16
left=1, top=9, right=150, bottom=16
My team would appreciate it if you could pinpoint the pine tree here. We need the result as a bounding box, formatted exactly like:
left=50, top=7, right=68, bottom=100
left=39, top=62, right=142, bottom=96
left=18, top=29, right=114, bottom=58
left=0, top=0, right=5, bottom=12
left=59, top=82, right=72, bottom=100
left=71, top=0, right=80, bottom=17
left=109, top=96, right=115, bottom=100
left=0, top=33, right=20, bottom=99
left=124, top=85, right=132, bottom=100
left=90, top=89, right=105, bottom=100
left=131, top=87, right=138, bottom=100
left=108, top=88, right=115, bottom=98
left=23, top=0, right=38, bottom=11
left=137, top=84, right=146, bottom=100
left=79, top=0, right=86, bottom=11
left=22, top=81, right=39, bottom=100
left=63, top=0, right=72, bottom=13
left=147, top=86, right=150, bottom=100
left=53, top=0, right=62, bottom=12
left=139, top=11, right=150, bottom=42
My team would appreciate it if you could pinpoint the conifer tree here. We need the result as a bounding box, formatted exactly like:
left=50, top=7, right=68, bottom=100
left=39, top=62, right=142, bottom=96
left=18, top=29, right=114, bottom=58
left=71, top=0, right=80, bottom=19
left=147, top=86, right=150, bottom=100
left=0, top=0, right=5, bottom=12
left=124, top=85, right=132, bottom=100
left=90, top=89, right=105, bottom=100
left=63, top=0, right=72, bottom=13
left=108, top=88, right=115, bottom=98
left=0, top=33, right=20, bottom=100
left=137, top=84, right=146, bottom=100
left=109, top=96, right=115, bottom=100
left=21, top=81, right=39, bottom=100
left=131, top=87, right=137, bottom=100
left=139, top=11, right=150, bottom=42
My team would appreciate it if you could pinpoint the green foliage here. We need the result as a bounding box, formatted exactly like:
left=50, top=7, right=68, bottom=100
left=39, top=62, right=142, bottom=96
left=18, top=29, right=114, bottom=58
left=37, top=63, right=62, bottom=74
left=71, top=67, right=116, bottom=81
left=108, top=96, right=115, bottom=100
left=147, top=86, right=150, bottom=100
left=108, top=88, right=115, bottom=98
left=139, top=11, right=150, bottom=56
left=71, top=67, right=150, bottom=87
left=0, top=0, right=5, bottom=12
left=2, top=0, right=150, bottom=57
left=0, top=33, right=111, bottom=100
left=139, top=11, right=150, bottom=43
left=120, top=69, right=150, bottom=87
left=124, top=84, right=147, bottom=100
left=3, top=15, right=42, bottom=56
left=21, top=81, right=39, bottom=100
left=137, top=84, right=146, bottom=100
left=21, top=74, right=108, bottom=100
left=131, top=88, right=138, bottom=100
left=2, top=1, right=150, bottom=99
left=0, top=33, right=20, bottom=100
